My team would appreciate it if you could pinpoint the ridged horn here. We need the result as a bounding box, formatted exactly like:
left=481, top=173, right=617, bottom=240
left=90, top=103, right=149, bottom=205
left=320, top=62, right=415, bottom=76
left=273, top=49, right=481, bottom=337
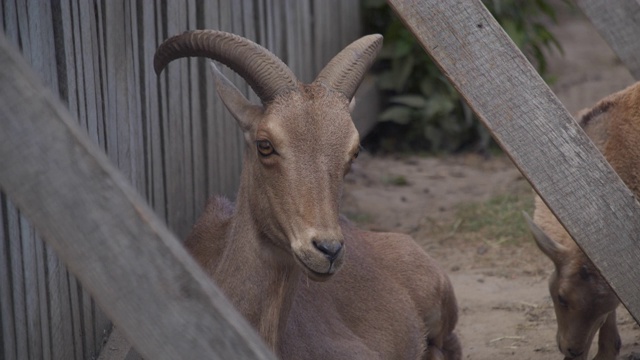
left=314, top=34, right=383, bottom=100
left=154, top=30, right=299, bottom=103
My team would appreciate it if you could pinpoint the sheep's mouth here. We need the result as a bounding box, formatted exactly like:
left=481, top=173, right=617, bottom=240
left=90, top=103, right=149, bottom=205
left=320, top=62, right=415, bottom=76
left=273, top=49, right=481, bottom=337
left=293, top=253, right=335, bottom=282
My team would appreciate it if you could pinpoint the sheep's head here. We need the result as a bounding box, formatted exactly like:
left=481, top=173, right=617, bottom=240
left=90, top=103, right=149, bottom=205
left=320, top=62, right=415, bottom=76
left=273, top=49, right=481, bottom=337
left=524, top=210, right=619, bottom=359
left=154, top=30, right=381, bottom=280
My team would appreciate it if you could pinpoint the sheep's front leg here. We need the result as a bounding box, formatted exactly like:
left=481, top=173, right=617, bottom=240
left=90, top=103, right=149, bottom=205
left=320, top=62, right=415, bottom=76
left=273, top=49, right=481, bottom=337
left=593, top=310, right=621, bottom=360
left=425, top=346, right=444, bottom=360
left=425, top=335, right=461, bottom=360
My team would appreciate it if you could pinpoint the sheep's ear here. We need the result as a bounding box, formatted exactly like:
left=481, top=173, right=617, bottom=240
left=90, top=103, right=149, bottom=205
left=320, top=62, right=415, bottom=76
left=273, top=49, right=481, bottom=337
left=208, top=61, right=262, bottom=132
left=522, top=211, right=568, bottom=265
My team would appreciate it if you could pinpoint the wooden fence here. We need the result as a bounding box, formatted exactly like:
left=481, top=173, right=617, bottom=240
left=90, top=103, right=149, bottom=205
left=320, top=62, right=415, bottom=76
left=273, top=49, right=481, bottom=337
left=2, top=0, right=640, bottom=359
left=0, top=1, right=362, bottom=359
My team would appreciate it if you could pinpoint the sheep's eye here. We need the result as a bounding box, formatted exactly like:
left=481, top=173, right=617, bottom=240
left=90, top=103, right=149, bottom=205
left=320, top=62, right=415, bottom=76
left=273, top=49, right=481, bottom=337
left=256, top=140, right=274, bottom=157
left=557, top=295, right=569, bottom=308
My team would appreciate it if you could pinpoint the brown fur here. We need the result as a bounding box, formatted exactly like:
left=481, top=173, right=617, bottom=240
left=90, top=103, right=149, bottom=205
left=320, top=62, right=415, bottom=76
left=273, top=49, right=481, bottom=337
left=179, top=38, right=460, bottom=358
left=187, top=199, right=460, bottom=359
left=530, top=81, right=640, bottom=359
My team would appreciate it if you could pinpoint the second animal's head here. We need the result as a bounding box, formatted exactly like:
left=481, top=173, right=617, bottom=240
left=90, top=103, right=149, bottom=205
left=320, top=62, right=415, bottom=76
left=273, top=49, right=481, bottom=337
left=524, top=207, right=619, bottom=359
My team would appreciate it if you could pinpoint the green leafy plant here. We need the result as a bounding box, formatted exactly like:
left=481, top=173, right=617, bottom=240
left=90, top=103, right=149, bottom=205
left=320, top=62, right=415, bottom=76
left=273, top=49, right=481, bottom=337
left=362, top=0, right=567, bottom=153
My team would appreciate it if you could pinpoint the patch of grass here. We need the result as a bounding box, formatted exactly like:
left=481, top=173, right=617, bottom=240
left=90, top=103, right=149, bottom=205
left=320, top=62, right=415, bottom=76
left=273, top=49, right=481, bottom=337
left=343, top=211, right=374, bottom=225
left=382, top=174, right=410, bottom=186
left=451, top=192, right=535, bottom=245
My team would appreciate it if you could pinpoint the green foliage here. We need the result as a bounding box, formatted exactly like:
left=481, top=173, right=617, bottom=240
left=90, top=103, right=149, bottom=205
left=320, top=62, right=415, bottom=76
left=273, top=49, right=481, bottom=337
left=362, top=0, right=567, bottom=153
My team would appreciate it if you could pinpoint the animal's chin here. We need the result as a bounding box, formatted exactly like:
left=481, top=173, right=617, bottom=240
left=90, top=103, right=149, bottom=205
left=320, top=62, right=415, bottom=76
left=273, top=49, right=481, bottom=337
left=293, top=252, right=340, bottom=282
left=304, top=268, right=334, bottom=282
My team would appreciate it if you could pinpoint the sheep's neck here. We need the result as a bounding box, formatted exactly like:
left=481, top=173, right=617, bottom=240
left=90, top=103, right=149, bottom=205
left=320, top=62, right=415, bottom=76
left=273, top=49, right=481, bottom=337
left=213, top=198, right=300, bottom=350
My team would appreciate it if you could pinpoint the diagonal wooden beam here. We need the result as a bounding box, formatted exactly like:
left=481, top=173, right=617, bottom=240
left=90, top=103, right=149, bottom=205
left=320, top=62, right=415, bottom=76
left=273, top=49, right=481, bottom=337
left=575, top=0, right=640, bottom=80
left=386, top=0, right=640, bottom=321
left=0, top=34, right=275, bottom=360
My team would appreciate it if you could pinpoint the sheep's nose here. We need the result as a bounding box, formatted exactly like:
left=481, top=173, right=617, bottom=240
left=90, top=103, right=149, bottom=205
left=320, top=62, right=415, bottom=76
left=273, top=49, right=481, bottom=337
left=567, top=348, right=583, bottom=358
left=313, top=239, right=343, bottom=262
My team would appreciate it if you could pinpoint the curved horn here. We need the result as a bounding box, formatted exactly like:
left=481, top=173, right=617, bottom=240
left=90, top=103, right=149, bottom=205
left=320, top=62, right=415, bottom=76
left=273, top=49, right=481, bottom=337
left=314, top=34, right=383, bottom=100
left=154, top=30, right=299, bottom=103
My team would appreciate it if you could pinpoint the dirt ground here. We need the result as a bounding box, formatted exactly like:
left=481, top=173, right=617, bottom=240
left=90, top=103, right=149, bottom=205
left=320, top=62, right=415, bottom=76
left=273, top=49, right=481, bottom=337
left=341, top=4, right=639, bottom=360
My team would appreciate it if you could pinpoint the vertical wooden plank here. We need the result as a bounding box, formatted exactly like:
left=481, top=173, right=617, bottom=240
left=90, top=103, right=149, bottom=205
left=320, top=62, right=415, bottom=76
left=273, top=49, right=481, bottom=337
left=312, top=0, right=324, bottom=74
left=95, top=0, right=117, bottom=164
left=36, top=10, right=77, bottom=355
left=575, top=0, right=640, bottom=80
left=340, top=0, right=358, bottom=45
left=137, top=1, right=160, bottom=214
left=182, top=0, right=197, bottom=231
left=187, top=0, right=207, bottom=221
left=164, top=0, right=193, bottom=238
left=263, top=0, right=276, bottom=51
left=298, top=0, right=313, bottom=82
left=15, top=1, right=31, bottom=60
left=283, top=0, right=299, bottom=78
left=89, top=1, right=108, bottom=151
left=77, top=0, right=100, bottom=145
left=55, top=4, right=87, bottom=357
left=7, top=203, right=27, bottom=360
left=217, top=0, right=241, bottom=198
left=230, top=0, right=248, bottom=193
left=94, top=1, right=129, bottom=350
left=125, top=0, right=145, bottom=195
left=25, top=0, right=58, bottom=90
left=0, top=195, right=17, bottom=360
left=66, top=278, right=84, bottom=360
left=46, top=247, right=74, bottom=360
left=254, top=0, right=267, bottom=46
left=105, top=1, right=129, bottom=177
left=241, top=1, right=257, bottom=42
left=242, top=0, right=260, bottom=106
left=0, top=0, right=4, bottom=32
left=73, top=5, right=103, bottom=343
left=0, top=11, right=29, bottom=357
left=34, top=236, right=51, bottom=360
left=161, top=0, right=174, bottom=228
left=56, top=0, right=79, bottom=123
left=39, top=3, right=82, bottom=359
left=156, top=1, right=171, bottom=223
left=2, top=0, right=18, bottom=46
left=80, top=288, right=95, bottom=359
left=21, top=219, right=43, bottom=360
left=201, top=0, right=225, bottom=198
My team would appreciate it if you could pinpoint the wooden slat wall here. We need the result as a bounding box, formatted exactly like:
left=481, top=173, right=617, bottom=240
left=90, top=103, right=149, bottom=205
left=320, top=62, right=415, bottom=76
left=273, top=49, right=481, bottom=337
left=0, top=1, right=362, bottom=359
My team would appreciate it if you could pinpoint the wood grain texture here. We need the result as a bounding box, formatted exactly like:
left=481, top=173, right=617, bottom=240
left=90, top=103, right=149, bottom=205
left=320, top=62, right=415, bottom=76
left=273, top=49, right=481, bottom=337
left=0, top=34, right=276, bottom=360
left=0, top=195, right=17, bottom=360
left=575, top=0, right=640, bottom=80
left=387, top=0, right=640, bottom=321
